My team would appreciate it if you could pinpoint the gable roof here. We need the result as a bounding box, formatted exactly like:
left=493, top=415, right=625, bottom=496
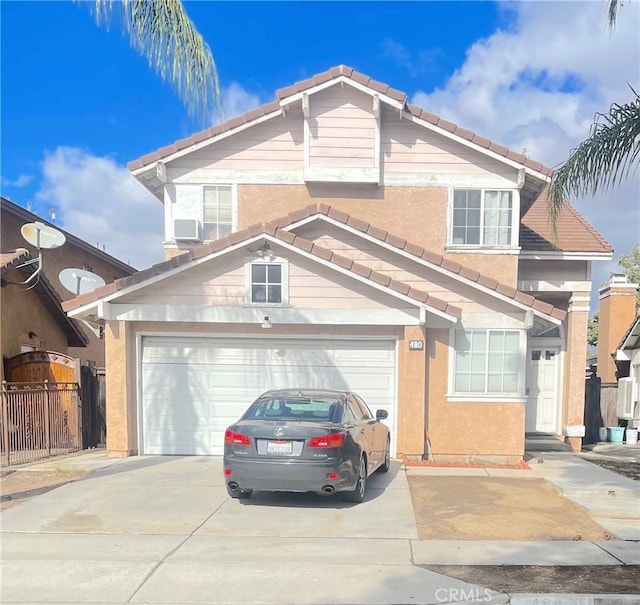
left=127, top=64, right=554, bottom=179
left=520, top=188, right=613, bottom=255
left=62, top=227, right=462, bottom=323
left=1, top=249, right=89, bottom=348
left=618, top=314, right=640, bottom=352
left=1, top=196, right=137, bottom=273
left=63, top=205, right=566, bottom=325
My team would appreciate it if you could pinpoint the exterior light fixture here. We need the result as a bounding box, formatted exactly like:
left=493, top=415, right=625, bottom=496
left=261, top=315, right=272, bottom=329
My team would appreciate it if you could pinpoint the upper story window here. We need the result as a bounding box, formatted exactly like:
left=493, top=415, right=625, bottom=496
left=203, top=186, right=233, bottom=240
left=170, top=184, right=237, bottom=242
left=246, top=257, right=289, bottom=305
left=452, top=329, right=523, bottom=396
left=450, top=189, right=515, bottom=248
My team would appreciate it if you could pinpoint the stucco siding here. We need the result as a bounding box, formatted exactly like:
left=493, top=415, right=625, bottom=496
left=425, top=328, right=525, bottom=464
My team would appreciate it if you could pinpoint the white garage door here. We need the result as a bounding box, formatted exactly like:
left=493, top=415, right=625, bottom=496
left=140, top=337, right=397, bottom=456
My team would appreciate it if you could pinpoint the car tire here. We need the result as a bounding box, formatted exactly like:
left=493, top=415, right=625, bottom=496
left=378, top=438, right=391, bottom=473
left=226, top=485, right=252, bottom=499
left=344, top=456, right=366, bottom=503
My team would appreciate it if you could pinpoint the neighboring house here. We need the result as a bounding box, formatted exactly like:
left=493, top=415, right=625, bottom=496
left=63, top=66, right=613, bottom=463
left=1, top=196, right=136, bottom=379
left=615, top=314, right=640, bottom=425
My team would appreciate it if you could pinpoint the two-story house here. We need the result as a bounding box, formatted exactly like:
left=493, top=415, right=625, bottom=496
left=62, top=66, right=612, bottom=463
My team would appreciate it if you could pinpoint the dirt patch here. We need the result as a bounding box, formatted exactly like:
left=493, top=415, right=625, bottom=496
left=425, top=565, right=640, bottom=594
left=0, top=470, right=86, bottom=510
left=408, top=476, right=612, bottom=541
left=581, top=456, right=640, bottom=481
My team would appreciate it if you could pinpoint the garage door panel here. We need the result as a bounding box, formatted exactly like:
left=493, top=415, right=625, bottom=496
left=141, top=337, right=397, bottom=456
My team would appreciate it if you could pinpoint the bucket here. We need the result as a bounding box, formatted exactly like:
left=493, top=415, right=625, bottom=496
left=598, top=427, right=608, bottom=442
left=626, top=428, right=638, bottom=445
left=608, top=426, right=625, bottom=444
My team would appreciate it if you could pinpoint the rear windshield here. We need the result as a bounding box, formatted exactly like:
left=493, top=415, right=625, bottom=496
left=244, top=397, right=341, bottom=422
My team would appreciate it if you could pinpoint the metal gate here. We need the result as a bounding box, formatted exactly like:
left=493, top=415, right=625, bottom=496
left=0, top=381, right=81, bottom=466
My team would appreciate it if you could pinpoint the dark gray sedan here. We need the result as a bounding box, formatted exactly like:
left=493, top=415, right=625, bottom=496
left=223, top=389, right=391, bottom=503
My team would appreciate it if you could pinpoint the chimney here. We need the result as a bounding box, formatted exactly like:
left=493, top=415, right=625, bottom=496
left=597, top=273, right=639, bottom=382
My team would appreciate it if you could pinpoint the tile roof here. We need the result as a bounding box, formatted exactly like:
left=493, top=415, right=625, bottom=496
left=0, top=248, right=30, bottom=273
left=127, top=65, right=554, bottom=178
left=520, top=188, right=613, bottom=254
left=62, top=205, right=566, bottom=323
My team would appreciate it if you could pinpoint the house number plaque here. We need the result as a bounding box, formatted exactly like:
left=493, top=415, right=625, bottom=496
left=408, top=340, right=424, bottom=351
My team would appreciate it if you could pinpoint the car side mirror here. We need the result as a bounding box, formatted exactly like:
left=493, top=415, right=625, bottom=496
left=376, top=409, right=388, bottom=420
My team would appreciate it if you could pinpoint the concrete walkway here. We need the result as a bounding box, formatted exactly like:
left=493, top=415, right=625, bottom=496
left=1, top=448, right=639, bottom=604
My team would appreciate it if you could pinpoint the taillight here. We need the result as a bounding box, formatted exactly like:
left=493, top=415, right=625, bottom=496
left=308, top=432, right=345, bottom=448
left=225, top=429, right=251, bottom=446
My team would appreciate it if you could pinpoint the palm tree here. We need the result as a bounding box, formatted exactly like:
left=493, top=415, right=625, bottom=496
left=86, top=0, right=222, bottom=124
left=547, top=0, right=639, bottom=235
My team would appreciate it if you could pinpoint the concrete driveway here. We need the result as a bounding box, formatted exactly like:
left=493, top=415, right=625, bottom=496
left=1, top=455, right=498, bottom=605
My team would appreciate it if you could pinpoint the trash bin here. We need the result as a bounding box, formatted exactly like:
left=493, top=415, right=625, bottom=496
left=626, top=428, right=638, bottom=445
left=607, top=426, right=625, bottom=443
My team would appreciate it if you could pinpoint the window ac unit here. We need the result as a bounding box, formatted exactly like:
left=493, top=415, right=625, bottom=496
left=616, top=377, right=636, bottom=419
left=173, top=219, right=201, bottom=241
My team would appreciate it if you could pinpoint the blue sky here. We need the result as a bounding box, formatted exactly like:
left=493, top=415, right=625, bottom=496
left=1, top=1, right=639, bottom=307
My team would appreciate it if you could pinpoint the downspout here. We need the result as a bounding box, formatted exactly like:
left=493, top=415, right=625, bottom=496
left=420, top=307, right=433, bottom=461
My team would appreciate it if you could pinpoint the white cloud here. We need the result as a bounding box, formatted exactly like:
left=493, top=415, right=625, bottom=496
left=410, top=0, right=640, bottom=309
left=218, top=82, right=263, bottom=122
left=381, top=38, right=441, bottom=78
left=1, top=174, right=34, bottom=188
left=37, top=147, right=164, bottom=270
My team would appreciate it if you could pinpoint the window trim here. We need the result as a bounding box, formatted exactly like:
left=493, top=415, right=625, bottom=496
left=170, top=183, right=238, bottom=242
left=446, top=187, right=520, bottom=250
left=244, top=256, right=290, bottom=306
left=447, top=328, right=527, bottom=400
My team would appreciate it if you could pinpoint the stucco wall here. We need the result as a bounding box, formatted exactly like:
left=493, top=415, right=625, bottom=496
left=238, top=184, right=518, bottom=285
left=424, top=328, right=525, bottom=464
left=2, top=210, right=135, bottom=369
left=1, top=269, right=68, bottom=372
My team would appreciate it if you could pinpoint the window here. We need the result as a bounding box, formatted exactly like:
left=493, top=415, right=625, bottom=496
left=453, top=330, right=521, bottom=395
left=171, top=184, right=235, bottom=242
left=249, top=261, right=285, bottom=304
left=451, top=189, right=514, bottom=246
left=203, top=186, right=233, bottom=240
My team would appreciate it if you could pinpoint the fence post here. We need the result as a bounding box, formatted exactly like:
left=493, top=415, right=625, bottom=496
left=1, top=381, right=10, bottom=466
left=76, top=382, right=83, bottom=451
left=44, top=380, right=51, bottom=456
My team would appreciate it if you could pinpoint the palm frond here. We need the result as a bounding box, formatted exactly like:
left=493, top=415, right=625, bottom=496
left=609, top=0, right=620, bottom=28
left=88, top=0, right=222, bottom=124
left=547, top=93, right=640, bottom=237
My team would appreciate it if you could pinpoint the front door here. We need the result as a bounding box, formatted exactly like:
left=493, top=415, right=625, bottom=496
left=526, top=347, right=560, bottom=433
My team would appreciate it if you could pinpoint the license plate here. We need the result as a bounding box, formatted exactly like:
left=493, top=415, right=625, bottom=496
left=267, top=440, right=293, bottom=455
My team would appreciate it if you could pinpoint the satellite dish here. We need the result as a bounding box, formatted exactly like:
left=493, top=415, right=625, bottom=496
left=21, top=221, right=66, bottom=250
left=59, top=268, right=106, bottom=296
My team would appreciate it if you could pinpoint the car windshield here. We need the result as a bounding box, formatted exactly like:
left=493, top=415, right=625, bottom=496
left=244, top=397, right=341, bottom=422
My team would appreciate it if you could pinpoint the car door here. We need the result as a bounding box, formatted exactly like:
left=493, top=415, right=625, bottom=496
left=352, top=395, right=380, bottom=470
left=345, top=395, right=374, bottom=465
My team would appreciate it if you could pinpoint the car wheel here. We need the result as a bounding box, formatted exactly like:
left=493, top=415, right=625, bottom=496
left=378, top=438, right=391, bottom=473
left=344, top=456, right=366, bottom=503
left=226, top=485, right=252, bottom=499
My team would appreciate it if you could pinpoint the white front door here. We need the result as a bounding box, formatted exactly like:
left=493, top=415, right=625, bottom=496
left=526, top=346, right=560, bottom=433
